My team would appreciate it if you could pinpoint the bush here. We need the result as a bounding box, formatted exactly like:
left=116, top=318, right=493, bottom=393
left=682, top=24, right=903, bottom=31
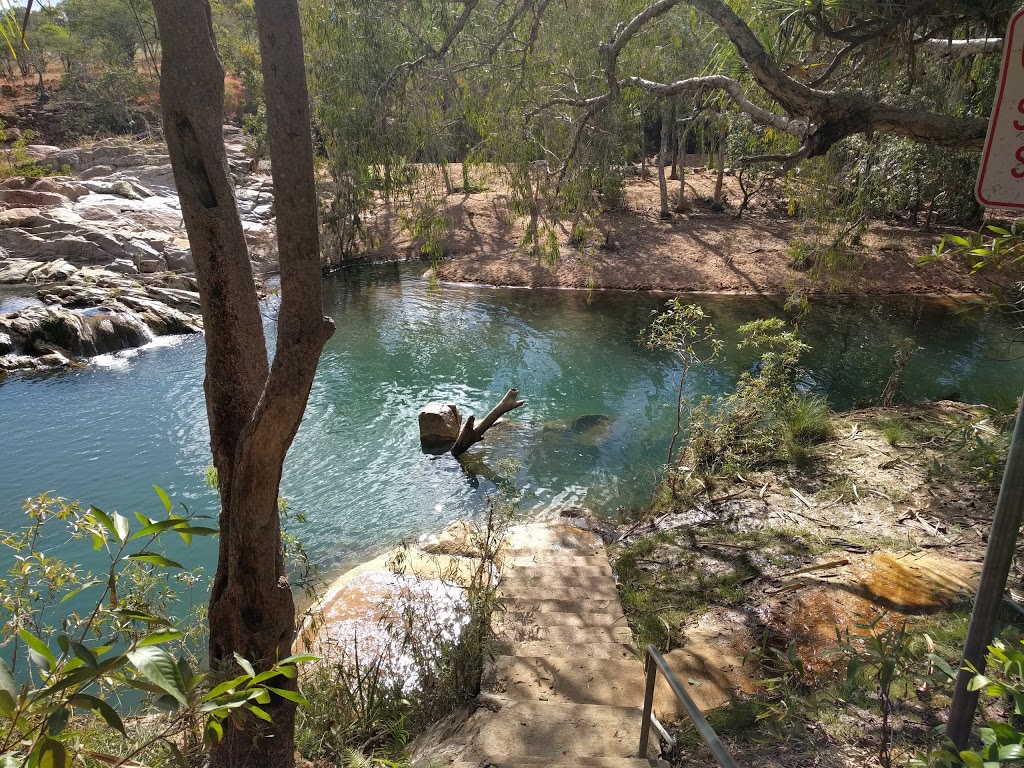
left=686, top=318, right=822, bottom=474
left=0, top=489, right=310, bottom=768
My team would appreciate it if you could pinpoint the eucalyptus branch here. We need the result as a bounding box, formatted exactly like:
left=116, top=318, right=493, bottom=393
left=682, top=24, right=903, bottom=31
left=377, top=0, right=481, bottom=98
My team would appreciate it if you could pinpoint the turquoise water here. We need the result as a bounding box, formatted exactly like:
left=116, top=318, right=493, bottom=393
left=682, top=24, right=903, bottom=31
left=1, top=263, right=1023, bottom=582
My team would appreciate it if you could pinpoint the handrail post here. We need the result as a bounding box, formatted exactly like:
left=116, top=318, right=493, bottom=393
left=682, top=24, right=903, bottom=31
left=638, top=643, right=740, bottom=768
left=638, top=647, right=657, bottom=757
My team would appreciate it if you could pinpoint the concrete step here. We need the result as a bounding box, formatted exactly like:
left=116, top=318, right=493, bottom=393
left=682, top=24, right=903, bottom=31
left=498, top=597, right=627, bottom=620
left=483, top=656, right=646, bottom=707
left=496, top=609, right=631, bottom=630
left=502, top=524, right=605, bottom=556
left=452, top=759, right=668, bottom=768
left=502, top=564, right=617, bottom=588
left=462, top=701, right=658, bottom=761
left=496, top=584, right=622, bottom=603
left=492, top=639, right=637, bottom=660
left=505, top=553, right=612, bottom=570
left=493, top=624, right=634, bottom=646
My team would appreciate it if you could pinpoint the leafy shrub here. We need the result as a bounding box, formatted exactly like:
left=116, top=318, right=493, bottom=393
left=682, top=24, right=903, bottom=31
left=0, top=489, right=310, bottom=768
left=686, top=318, right=823, bottom=474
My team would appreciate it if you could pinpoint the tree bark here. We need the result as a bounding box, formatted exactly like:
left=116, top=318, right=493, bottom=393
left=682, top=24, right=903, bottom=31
left=152, top=2, right=334, bottom=767
left=675, top=121, right=687, bottom=213
left=658, top=101, right=672, bottom=218
left=451, top=388, right=526, bottom=457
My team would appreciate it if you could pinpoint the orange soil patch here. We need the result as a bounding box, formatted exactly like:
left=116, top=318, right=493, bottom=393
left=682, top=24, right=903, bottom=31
left=768, top=551, right=979, bottom=676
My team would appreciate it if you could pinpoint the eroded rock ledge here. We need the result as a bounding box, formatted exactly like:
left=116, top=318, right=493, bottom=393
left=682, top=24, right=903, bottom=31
left=0, top=126, right=274, bottom=373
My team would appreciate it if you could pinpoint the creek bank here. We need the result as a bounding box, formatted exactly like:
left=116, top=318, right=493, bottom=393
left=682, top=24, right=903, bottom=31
left=0, top=127, right=275, bottom=373
left=609, top=400, right=1010, bottom=767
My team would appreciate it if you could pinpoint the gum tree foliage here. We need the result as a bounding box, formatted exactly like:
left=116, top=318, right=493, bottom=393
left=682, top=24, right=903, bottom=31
left=300, top=0, right=1011, bottom=266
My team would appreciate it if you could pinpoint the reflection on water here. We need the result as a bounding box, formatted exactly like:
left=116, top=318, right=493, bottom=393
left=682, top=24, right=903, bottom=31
left=2, top=263, right=1022, bottom=580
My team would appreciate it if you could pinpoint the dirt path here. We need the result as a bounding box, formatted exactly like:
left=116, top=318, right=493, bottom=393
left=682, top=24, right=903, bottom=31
left=361, top=168, right=1004, bottom=297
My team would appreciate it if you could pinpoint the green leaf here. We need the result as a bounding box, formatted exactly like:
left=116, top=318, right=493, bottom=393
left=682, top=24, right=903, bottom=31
left=70, top=694, right=126, bottom=736
left=127, top=554, right=183, bottom=569
left=131, top=518, right=189, bottom=540
left=1, top=754, right=22, bottom=768
left=234, top=653, right=256, bottom=678
left=111, top=512, right=130, bottom=544
left=278, top=653, right=320, bottom=665
left=154, top=693, right=180, bottom=713
left=137, top=628, right=184, bottom=647
left=154, top=486, right=172, bottom=515
left=999, top=744, right=1024, bottom=760
left=969, top=674, right=993, bottom=692
left=249, top=704, right=272, bottom=722
left=46, top=707, right=69, bottom=736
left=60, top=579, right=105, bottom=604
left=268, top=686, right=308, bottom=706
left=989, top=722, right=1019, bottom=745
left=127, top=646, right=187, bottom=705
left=111, top=609, right=171, bottom=626
left=38, top=737, right=70, bottom=768
left=0, top=657, right=16, bottom=716
left=19, top=630, right=55, bottom=671
left=204, top=719, right=224, bottom=748
left=88, top=506, right=117, bottom=540
left=927, top=653, right=955, bottom=680
left=202, top=674, right=250, bottom=701
left=70, top=642, right=98, bottom=668
left=167, top=743, right=190, bottom=768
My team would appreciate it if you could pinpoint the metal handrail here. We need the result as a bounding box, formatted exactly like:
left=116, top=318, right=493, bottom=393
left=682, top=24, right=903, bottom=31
left=638, top=643, right=739, bottom=767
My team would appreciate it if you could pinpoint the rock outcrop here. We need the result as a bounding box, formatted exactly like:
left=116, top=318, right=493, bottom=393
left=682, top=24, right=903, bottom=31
left=0, top=127, right=272, bottom=374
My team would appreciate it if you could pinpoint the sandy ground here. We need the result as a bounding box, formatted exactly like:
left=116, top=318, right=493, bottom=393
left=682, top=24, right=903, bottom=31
left=361, top=166, right=1007, bottom=297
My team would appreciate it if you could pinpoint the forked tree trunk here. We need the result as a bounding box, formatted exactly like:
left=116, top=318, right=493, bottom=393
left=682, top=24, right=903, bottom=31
left=152, top=2, right=334, bottom=767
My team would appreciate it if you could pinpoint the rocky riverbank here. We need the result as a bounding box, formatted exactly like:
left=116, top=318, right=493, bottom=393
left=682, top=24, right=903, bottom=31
left=0, top=126, right=274, bottom=373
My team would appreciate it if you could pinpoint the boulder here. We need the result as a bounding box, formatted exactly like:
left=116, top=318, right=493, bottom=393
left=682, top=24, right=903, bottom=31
left=0, top=189, right=69, bottom=208
left=0, top=331, right=13, bottom=354
left=0, top=305, right=155, bottom=359
left=163, top=247, right=194, bottom=272
left=418, top=402, right=462, bottom=447
left=30, top=177, right=89, bottom=201
left=0, top=260, right=46, bottom=283
left=78, top=165, right=114, bottom=180
left=107, top=259, right=139, bottom=275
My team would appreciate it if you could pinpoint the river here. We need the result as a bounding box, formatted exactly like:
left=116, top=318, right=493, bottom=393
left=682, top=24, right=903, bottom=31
left=2, top=263, right=1022, bottom=582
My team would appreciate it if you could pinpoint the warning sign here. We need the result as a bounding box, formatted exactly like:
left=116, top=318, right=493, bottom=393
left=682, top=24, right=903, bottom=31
left=977, top=7, right=1024, bottom=209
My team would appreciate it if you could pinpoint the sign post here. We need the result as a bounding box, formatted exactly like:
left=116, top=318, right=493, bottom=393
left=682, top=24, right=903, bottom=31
left=949, top=6, right=1024, bottom=750
left=977, top=7, right=1024, bottom=209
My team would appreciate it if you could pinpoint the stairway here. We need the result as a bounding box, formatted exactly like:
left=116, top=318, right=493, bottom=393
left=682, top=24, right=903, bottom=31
left=446, top=522, right=669, bottom=768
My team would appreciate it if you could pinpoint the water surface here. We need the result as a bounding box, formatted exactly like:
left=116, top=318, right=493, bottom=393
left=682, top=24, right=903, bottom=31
left=1, top=264, right=1022, bottom=581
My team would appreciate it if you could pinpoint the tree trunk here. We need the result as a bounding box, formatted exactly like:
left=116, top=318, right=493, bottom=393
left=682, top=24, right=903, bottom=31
left=152, top=2, right=334, bottom=767
left=658, top=101, right=672, bottom=218
left=713, top=133, right=726, bottom=210
left=675, top=122, right=687, bottom=213
left=451, top=388, right=526, bottom=457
